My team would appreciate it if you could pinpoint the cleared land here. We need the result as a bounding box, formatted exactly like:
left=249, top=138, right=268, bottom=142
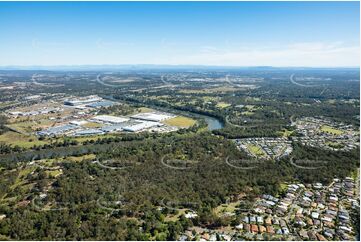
left=241, top=111, right=254, bottom=116
left=0, top=131, right=47, bottom=148
left=277, top=129, right=294, bottom=137
left=202, top=96, right=219, bottom=102
left=45, top=170, right=63, bottom=178
left=320, top=125, right=344, bottom=135
left=214, top=201, right=240, bottom=216
left=10, top=166, right=36, bottom=191
left=246, top=144, right=266, bottom=157
left=163, top=116, right=196, bottom=128
left=164, top=208, right=187, bottom=222
left=325, top=141, right=344, bottom=149
left=8, top=118, right=58, bottom=133
left=136, top=107, right=154, bottom=113
left=83, top=122, right=103, bottom=128
left=216, top=102, right=231, bottom=109
left=244, top=105, right=260, bottom=111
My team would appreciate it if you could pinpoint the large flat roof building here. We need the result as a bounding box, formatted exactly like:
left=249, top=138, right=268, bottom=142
left=101, top=120, right=141, bottom=133
left=92, top=115, right=129, bottom=124
left=85, top=101, right=117, bottom=108
left=37, top=124, right=78, bottom=136
left=130, top=112, right=175, bottom=122
left=64, top=95, right=102, bottom=106
left=122, top=121, right=162, bottom=132
left=73, top=129, right=104, bottom=136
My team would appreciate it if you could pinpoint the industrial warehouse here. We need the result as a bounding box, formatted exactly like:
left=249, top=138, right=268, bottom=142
left=130, top=112, right=176, bottom=122
left=37, top=111, right=181, bottom=137
left=63, top=95, right=103, bottom=106
left=4, top=93, right=191, bottom=138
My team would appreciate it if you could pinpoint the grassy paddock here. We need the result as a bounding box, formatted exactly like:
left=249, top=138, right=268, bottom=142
left=45, top=170, right=63, bottom=178
left=216, top=102, right=231, bottom=108
left=0, top=131, right=48, bottom=148
left=82, top=122, right=103, bottom=128
left=163, top=116, right=196, bottom=128
left=277, top=129, right=294, bottom=137
left=214, top=201, right=239, bottom=216
left=320, top=125, right=344, bottom=135
left=246, top=144, right=266, bottom=157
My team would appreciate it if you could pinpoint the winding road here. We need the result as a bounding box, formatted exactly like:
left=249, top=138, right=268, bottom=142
left=290, top=74, right=320, bottom=88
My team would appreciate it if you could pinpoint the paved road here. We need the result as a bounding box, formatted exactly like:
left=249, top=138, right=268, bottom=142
left=285, top=187, right=304, bottom=240
left=97, top=74, right=175, bottom=90
left=290, top=74, right=320, bottom=88
left=31, top=74, right=63, bottom=87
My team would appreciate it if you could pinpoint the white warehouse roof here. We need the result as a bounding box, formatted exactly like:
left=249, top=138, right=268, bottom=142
left=130, top=112, right=175, bottom=122
left=122, top=121, right=162, bottom=132
left=70, top=120, right=88, bottom=126
left=74, top=129, right=104, bottom=136
left=92, top=115, right=129, bottom=124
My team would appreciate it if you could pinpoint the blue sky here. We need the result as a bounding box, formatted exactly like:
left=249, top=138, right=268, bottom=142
left=0, top=1, right=359, bottom=67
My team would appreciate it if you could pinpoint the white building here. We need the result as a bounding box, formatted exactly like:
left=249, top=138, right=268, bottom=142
left=92, top=115, right=129, bottom=124
left=74, top=129, right=104, bottom=136
left=70, top=120, right=88, bottom=126
left=64, top=95, right=102, bottom=106
left=130, top=112, right=175, bottom=122
left=122, top=121, right=162, bottom=132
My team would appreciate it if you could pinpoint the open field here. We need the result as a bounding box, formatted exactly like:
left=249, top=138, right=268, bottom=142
left=66, top=154, right=96, bottom=162
left=7, top=121, right=36, bottom=133
left=163, top=116, right=196, bottom=128
left=325, top=141, right=344, bottom=149
left=0, top=130, right=119, bottom=148
left=45, top=169, right=63, bottom=178
left=8, top=119, right=56, bottom=133
left=10, top=166, right=36, bottom=191
left=245, top=97, right=261, bottom=102
left=320, top=125, right=344, bottom=135
left=202, top=96, right=219, bottom=102
left=136, top=107, right=154, bottom=113
left=214, top=201, right=239, bottom=216
left=164, top=208, right=188, bottom=222
left=277, top=129, right=294, bottom=137
left=0, top=131, right=48, bottom=148
left=244, top=105, right=260, bottom=111
left=241, top=111, right=254, bottom=116
left=278, top=182, right=289, bottom=194
left=82, top=122, right=103, bottom=128
left=246, top=144, right=266, bottom=157
left=216, top=102, right=231, bottom=108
